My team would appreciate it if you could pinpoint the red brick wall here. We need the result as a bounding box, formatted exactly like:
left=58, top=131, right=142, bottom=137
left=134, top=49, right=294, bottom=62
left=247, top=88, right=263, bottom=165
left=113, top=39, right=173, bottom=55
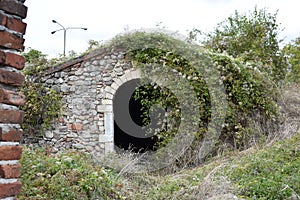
left=0, top=0, right=27, bottom=199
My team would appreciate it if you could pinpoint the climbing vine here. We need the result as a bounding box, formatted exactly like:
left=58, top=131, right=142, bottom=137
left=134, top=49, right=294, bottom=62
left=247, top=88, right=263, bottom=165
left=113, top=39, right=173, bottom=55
left=106, top=31, right=279, bottom=153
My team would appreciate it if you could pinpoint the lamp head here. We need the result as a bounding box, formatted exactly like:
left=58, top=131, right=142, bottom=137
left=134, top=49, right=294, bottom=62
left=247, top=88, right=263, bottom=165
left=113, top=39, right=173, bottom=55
left=52, top=20, right=57, bottom=23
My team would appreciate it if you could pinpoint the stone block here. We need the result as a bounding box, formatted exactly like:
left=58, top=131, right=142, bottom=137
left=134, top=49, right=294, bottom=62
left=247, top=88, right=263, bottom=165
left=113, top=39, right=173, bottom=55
left=106, top=93, right=114, bottom=100
left=124, top=70, right=133, bottom=80
left=44, top=131, right=54, bottom=139
left=104, top=86, right=115, bottom=94
left=119, top=74, right=127, bottom=83
left=99, top=134, right=113, bottom=143
left=102, top=99, right=112, bottom=105
left=71, top=123, right=83, bottom=132
left=131, top=69, right=141, bottom=79
left=105, top=142, right=114, bottom=154
left=113, top=78, right=122, bottom=86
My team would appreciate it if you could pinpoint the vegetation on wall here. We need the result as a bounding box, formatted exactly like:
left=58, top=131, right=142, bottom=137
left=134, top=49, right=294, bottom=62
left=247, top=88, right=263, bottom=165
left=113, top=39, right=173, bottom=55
left=20, top=48, right=63, bottom=137
left=106, top=27, right=279, bottom=158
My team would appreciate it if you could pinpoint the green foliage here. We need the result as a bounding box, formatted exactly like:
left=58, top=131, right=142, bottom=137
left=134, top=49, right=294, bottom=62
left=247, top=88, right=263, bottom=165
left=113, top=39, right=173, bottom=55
left=20, top=48, right=63, bottom=136
left=128, top=47, right=209, bottom=149
left=202, top=7, right=288, bottom=82
left=22, top=48, right=48, bottom=76
left=210, top=53, right=278, bottom=148
left=86, top=39, right=102, bottom=52
left=19, top=147, right=123, bottom=200
left=111, top=31, right=278, bottom=151
left=22, top=48, right=80, bottom=76
left=226, top=134, right=300, bottom=199
left=132, top=82, right=181, bottom=148
left=19, top=134, right=300, bottom=200
left=20, top=81, right=62, bottom=136
left=283, top=36, right=300, bottom=83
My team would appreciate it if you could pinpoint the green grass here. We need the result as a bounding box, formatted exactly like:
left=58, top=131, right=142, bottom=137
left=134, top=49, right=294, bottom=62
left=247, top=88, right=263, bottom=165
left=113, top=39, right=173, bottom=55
left=19, top=134, right=300, bottom=199
left=225, top=134, right=300, bottom=199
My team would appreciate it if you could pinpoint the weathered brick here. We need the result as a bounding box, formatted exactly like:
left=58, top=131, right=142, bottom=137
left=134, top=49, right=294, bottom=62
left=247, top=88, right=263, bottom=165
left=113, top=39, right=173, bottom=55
left=0, top=163, right=21, bottom=178
left=0, top=88, right=26, bottom=106
left=0, top=31, right=25, bottom=50
left=0, top=181, right=22, bottom=198
left=6, top=17, right=27, bottom=34
left=0, top=110, right=24, bottom=123
left=0, top=50, right=25, bottom=70
left=0, top=12, right=7, bottom=26
left=71, top=123, right=83, bottom=132
left=0, top=50, right=5, bottom=63
left=0, top=128, right=23, bottom=142
left=0, top=146, right=22, bottom=160
left=0, top=0, right=28, bottom=18
left=4, top=52, right=25, bottom=69
left=0, top=69, right=25, bottom=86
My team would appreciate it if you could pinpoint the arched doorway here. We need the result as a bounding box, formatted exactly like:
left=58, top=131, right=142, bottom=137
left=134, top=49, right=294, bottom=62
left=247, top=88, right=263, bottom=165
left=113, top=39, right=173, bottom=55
left=113, top=79, right=157, bottom=153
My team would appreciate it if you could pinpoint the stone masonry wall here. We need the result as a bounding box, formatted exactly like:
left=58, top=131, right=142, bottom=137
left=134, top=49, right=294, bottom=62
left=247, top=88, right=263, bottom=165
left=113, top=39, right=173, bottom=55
left=40, top=49, right=141, bottom=158
left=0, top=0, right=27, bottom=199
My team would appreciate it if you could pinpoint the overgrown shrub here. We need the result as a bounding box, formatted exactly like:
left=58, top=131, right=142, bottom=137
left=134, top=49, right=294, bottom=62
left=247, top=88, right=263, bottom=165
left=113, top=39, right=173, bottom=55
left=19, top=147, right=123, bottom=199
left=283, top=36, right=300, bottom=83
left=19, top=81, right=62, bottom=137
left=20, top=48, right=63, bottom=137
left=202, top=7, right=288, bottom=82
left=106, top=31, right=279, bottom=164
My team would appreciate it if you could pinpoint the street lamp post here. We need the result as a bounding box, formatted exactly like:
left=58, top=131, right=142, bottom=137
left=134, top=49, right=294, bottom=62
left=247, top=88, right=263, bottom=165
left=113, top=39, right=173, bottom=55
left=51, top=20, right=87, bottom=56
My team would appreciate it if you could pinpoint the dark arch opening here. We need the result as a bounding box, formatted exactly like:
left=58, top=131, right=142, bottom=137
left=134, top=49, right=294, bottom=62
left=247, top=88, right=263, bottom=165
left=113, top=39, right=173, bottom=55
left=113, top=79, right=158, bottom=153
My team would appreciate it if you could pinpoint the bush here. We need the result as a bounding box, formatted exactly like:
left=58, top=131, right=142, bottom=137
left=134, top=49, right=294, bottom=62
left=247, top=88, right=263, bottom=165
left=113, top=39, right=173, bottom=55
left=19, top=81, right=62, bottom=137
left=19, top=147, right=123, bottom=199
left=20, top=48, right=63, bottom=137
left=283, top=36, right=300, bottom=83
left=202, top=7, right=288, bottom=82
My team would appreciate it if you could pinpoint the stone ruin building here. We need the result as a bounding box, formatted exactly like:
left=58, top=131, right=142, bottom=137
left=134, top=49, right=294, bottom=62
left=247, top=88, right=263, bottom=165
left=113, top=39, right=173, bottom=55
left=39, top=47, right=156, bottom=158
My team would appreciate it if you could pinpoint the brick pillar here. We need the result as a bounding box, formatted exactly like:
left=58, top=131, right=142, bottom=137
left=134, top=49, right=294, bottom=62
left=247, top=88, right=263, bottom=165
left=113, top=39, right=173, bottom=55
left=0, top=0, right=27, bottom=199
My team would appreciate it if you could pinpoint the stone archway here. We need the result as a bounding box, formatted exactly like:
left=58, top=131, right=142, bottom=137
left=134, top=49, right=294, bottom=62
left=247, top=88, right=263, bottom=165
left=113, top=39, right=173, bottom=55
left=98, top=68, right=154, bottom=153
left=113, top=78, right=157, bottom=152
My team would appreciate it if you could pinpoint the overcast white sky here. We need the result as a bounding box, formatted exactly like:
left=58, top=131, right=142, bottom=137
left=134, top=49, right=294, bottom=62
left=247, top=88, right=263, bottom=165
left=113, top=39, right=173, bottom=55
left=24, top=0, right=300, bottom=58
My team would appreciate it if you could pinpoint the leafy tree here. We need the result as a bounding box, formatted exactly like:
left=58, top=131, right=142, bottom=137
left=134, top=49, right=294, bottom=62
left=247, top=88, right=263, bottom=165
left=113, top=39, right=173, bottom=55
left=202, top=7, right=288, bottom=82
left=283, top=36, right=300, bottom=83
